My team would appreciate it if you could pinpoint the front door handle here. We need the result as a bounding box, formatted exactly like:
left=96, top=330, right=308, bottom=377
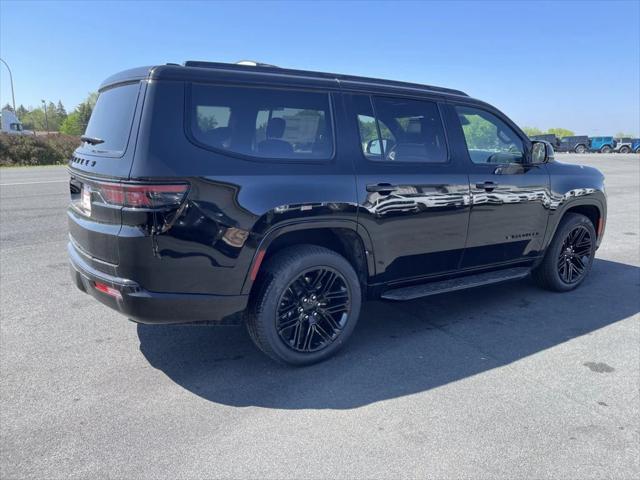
left=366, top=183, right=397, bottom=194
left=475, top=181, right=497, bottom=192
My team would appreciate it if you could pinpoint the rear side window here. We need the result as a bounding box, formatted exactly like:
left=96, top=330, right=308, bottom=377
left=190, top=84, right=333, bottom=161
left=353, top=95, right=448, bottom=163
left=82, top=83, right=140, bottom=156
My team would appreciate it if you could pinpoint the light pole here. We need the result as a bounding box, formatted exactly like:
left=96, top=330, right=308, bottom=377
left=0, top=57, right=16, bottom=112
left=41, top=99, right=49, bottom=134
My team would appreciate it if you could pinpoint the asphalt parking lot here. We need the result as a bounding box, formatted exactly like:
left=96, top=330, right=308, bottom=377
left=1, top=154, right=638, bottom=479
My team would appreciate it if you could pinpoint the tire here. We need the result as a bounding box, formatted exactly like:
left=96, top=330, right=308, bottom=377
left=600, top=145, right=612, bottom=153
left=619, top=146, right=631, bottom=154
left=532, top=213, right=596, bottom=292
left=246, top=244, right=362, bottom=365
left=574, top=144, right=586, bottom=154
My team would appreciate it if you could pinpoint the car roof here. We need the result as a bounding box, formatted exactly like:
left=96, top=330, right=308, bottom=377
left=99, top=61, right=471, bottom=101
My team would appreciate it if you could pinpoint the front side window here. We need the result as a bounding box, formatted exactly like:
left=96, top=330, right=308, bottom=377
left=190, top=84, right=333, bottom=160
left=354, top=95, right=448, bottom=163
left=455, top=106, right=524, bottom=164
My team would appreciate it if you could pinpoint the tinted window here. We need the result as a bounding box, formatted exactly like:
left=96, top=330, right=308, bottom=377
left=354, top=95, right=394, bottom=161
left=190, top=84, right=333, bottom=160
left=82, top=83, right=139, bottom=156
left=358, top=113, right=380, bottom=158
left=355, top=95, right=448, bottom=163
left=455, top=106, right=524, bottom=164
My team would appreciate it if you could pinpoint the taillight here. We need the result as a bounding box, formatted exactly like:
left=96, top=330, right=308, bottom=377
left=93, top=182, right=189, bottom=208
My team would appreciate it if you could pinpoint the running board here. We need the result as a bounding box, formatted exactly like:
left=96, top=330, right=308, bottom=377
left=380, top=267, right=531, bottom=301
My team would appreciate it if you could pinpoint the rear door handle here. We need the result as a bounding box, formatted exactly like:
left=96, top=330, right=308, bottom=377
left=366, top=183, right=397, bottom=194
left=475, top=181, right=498, bottom=191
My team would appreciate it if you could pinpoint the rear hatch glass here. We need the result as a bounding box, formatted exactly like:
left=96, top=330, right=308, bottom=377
left=78, top=82, right=139, bottom=156
left=70, top=82, right=142, bottom=179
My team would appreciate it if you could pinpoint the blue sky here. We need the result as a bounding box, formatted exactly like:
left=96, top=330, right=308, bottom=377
left=1, top=0, right=639, bottom=135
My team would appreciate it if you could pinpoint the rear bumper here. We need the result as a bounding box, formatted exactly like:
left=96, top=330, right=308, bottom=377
left=68, top=242, right=248, bottom=324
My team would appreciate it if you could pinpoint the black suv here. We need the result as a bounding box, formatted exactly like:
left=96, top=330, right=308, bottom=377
left=69, top=61, right=607, bottom=365
left=556, top=135, right=590, bottom=153
left=530, top=134, right=559, bottom=148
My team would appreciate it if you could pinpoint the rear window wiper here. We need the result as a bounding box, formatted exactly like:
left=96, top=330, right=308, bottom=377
left=81, top=135, right=105, bottom=145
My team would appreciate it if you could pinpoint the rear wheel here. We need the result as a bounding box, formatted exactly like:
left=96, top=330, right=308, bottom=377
left=575, top=144, right=586, bottom=154
left=246, top=245, right=361, bottom=365
left=600, top=145, right=612, bottom=153
left=619, top=146, right=631, bottom=154
left=532, top=213, right=596, bottom=292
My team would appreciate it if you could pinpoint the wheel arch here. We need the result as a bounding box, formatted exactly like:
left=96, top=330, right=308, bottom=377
left=241, top=221, right=375, bottom=295
left=574, top=143, right=588, bottom=152
left=544, top=199, right=605, bottom=252
left=565, top=204, right=601, bottom=231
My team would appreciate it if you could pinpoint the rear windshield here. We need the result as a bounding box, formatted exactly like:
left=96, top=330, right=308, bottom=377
left=189, top=84, right=334, bottom=161
left=81, top=83, right=140, bottom=156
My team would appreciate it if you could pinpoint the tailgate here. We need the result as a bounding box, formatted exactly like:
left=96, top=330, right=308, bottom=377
left=68, top=81, right=144, bottom=265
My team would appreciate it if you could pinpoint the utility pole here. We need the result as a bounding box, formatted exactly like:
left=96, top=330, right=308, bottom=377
left=0, top=58, right=16, bottom=112
left=41, top=99, right=49, bottom=134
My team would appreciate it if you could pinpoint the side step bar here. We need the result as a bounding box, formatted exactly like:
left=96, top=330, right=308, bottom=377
left=380, top=267, right=531, bottom=301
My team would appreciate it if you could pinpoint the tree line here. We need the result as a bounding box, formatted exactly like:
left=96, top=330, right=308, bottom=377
left=521, top=127, right=575, bottom=138
left=2, top=92, right=97, bottom=135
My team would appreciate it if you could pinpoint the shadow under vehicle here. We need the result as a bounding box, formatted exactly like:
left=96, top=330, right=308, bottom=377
left=137, top=258, right=638, bottom=408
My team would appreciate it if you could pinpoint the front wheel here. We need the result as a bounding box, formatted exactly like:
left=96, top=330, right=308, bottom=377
left=532, top=213, right=596, bottom=292
left=575, top=144, right=586, bottom=154
left=600, top=145, right=612, bottom=153
left=246, top=245, right=362, bottom=365
left=619, top=146, right=631, bottom=154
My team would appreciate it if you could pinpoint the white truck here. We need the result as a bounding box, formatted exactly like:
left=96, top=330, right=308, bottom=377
left=1, top=108, right=33, bottom=135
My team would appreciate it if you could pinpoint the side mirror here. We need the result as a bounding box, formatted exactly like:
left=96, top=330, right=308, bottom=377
left=366, top=138, right=387, bottom=155
left=366, top=139, right=380, bottom=154
left=531, top=140, right=554, bottom=164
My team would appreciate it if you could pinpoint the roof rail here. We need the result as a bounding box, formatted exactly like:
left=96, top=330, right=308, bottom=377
left=182, top=60, right=468, bottom=97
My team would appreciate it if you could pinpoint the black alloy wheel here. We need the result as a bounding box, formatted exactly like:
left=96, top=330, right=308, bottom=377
left=532, top=213, right=597, bottom=292
left=276, top=267, right=350, bottom=352
left=557, top=225, right=593, bottom=285
left=246, top=244, right=362, bottom=365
